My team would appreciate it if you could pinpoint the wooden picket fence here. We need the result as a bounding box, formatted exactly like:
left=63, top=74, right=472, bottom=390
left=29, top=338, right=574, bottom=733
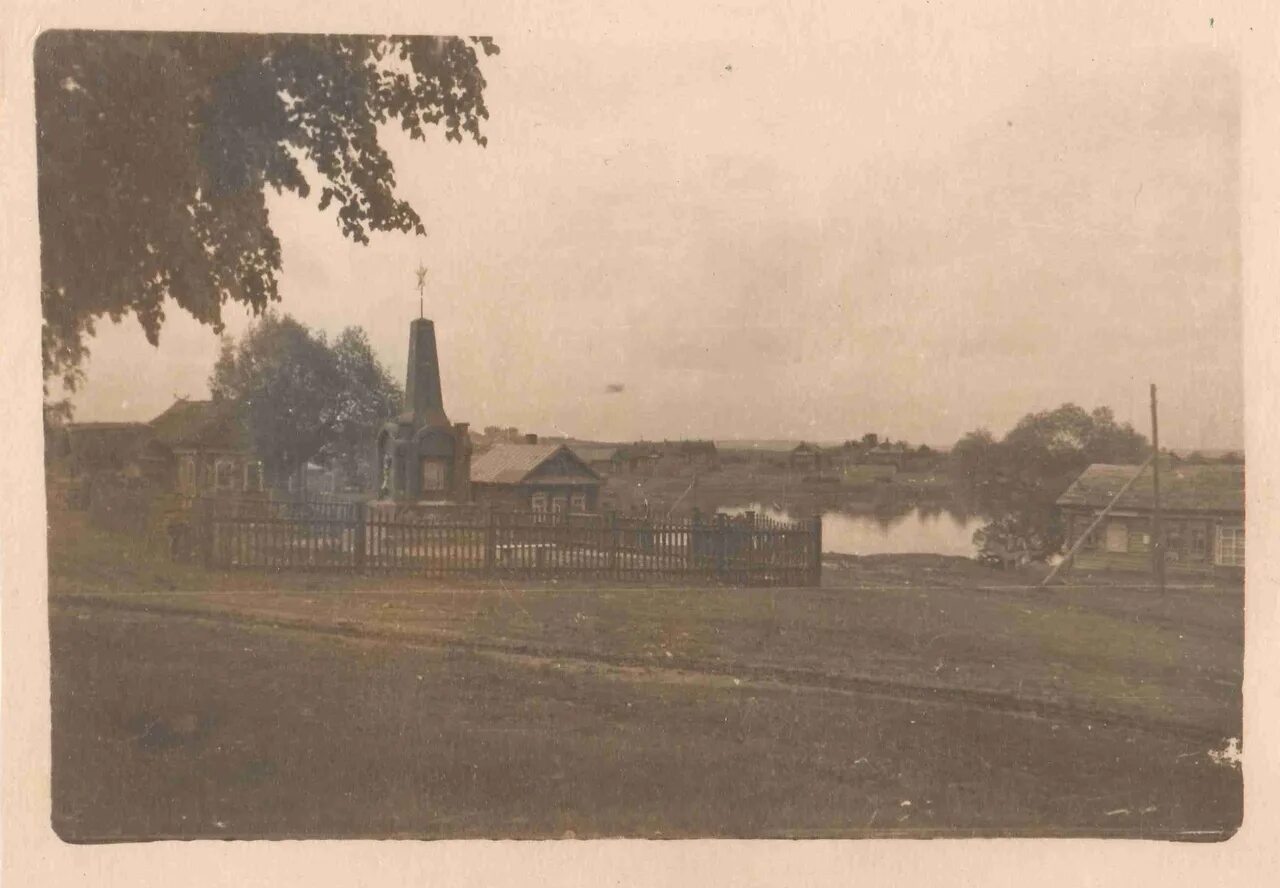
left=188, top=500, right=822, bottom=587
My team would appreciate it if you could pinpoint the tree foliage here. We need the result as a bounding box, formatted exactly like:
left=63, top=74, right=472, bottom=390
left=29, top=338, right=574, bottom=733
left=327, top=326, right=403, bottom=485
left=36, top=30, right=499, bottom=393
left=949, top=404, right=1149, bottom=561
left=209, top=313, right=401, bottom=488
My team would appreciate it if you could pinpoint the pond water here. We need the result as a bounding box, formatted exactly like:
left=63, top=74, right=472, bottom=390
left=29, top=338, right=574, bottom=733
left=719, top=503, right=984, bottom=557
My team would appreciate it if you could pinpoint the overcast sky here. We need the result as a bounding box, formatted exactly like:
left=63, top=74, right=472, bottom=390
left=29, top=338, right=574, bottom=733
left=66, top=4, right=1243, bottom=449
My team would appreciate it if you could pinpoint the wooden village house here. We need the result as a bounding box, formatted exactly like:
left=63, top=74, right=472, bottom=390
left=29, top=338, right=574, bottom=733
left=609, top=440, right=720, bottom=476
left=470, top=441, right=603, bottom=515
left=59, top=399, right=264, bottom=500
left=788, top=442, right=828, bottom=473
left=150, top=399, right=264, bottom=496
left=568, top=444, right=621, bottom=476
left=655, top=440, right=719, bottom=471
left=612, top=443, right=662, bottom=475
left=1056, top=462, right=1245, bottom=574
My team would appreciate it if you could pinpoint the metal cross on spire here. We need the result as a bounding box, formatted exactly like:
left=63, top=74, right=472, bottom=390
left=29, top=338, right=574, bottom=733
left=414, top=262, right=429, bottom=318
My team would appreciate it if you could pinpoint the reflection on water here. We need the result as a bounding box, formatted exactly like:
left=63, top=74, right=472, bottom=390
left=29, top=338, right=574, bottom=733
left=720, top=503, right=983, bottom=557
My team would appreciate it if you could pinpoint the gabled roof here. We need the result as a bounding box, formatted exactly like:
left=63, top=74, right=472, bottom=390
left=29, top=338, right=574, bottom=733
left=1056, top=463, right=1245, bottom=514
left=471, top=443, right=599, bottom=485
left=149, top=399, right=252, bottom=451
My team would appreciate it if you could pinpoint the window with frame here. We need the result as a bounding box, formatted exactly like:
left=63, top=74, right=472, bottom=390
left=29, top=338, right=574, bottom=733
left=551, top=496, right=567, bottom=516
left=1216, top=525, right=1245, bottom=567
left=531, top=492, right=548, bottom=513
left=1074, top=515, right=1100, bottom=549
left=1127, top=525, right=1151, bottom=554
left=571, top=493, right=587, bottom=514
left=1105, top=521, right=1129, bottom=553
left=1188, top=522, right=1209, bottom=560
left=421, top=459, right=447, bottom=491
left=180, top=455, right=196, bottom=490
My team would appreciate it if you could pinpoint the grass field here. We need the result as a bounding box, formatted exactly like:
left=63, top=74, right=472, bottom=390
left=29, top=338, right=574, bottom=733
left=47, top=508, right=1243, bottom=841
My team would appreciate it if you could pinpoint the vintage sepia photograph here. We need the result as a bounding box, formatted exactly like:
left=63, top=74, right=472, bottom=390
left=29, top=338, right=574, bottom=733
left=31, top=11, right=1246, bottom=845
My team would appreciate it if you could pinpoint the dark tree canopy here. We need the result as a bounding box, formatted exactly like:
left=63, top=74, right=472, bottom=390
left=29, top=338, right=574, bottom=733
left=209, top=313, right=401, bottom=488
left=36, top=30, right=499, bottom=392
left=326, top=326, right=403, bottom=485
left=948, top=404, right=1150, bottom=561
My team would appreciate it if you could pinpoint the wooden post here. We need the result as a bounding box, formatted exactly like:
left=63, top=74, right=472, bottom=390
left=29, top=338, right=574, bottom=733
left=353, top=500, right=367, bottom=570
left=198, top=497, right=214, bottom=569
left=484, top=502, right=496, bottom=573
left=690, top=507, right=702, bottom=573
left=606, top=510, right=618, bottom=580
left=1150, top=383, right=1166, bottom=594
left=811, top=512, right=824, bottom=586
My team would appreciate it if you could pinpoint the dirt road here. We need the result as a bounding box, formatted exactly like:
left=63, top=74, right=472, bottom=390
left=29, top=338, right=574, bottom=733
left=50, top=578, right=1242, bottom=841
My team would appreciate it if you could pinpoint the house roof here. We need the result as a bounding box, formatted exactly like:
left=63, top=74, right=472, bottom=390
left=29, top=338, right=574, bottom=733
left=66, top=421, right=148, bottom=432
left=1056, top=463, right=1245, bottom=514
left=792, top=442, right=823, bottom=454
left=149, top=399, right=252, bottom=451
left=569, top=445, right=619, bottom=463
left=471, top=442, right=599, bottom=485
left=64, top=422, right=152, bottom=465
left=614, top=443, right=660, bottom=460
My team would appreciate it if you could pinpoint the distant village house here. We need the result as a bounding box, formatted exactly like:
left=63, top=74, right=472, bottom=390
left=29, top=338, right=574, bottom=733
left=568, top=444, right=621, bottom=476
left=788, top=442, right=828, bottom=473
left=608, top=440, right=720, bottom=476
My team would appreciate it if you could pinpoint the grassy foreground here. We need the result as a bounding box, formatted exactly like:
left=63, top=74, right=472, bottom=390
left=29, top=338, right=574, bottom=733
left=47, top=508, right=1243, bottom=840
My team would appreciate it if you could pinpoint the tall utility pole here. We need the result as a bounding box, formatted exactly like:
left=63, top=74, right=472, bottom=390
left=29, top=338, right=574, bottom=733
left=1150, top=383, right=1166, bottom=594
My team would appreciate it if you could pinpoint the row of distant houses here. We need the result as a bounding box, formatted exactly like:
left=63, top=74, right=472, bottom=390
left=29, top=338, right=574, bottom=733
left=565, top=440, right=721, bottom=476
left=788, top=441, right=939, bottom=475
left=53, top=404, right=610, bottom=518
left=562, top=440, right=939, bottom=477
